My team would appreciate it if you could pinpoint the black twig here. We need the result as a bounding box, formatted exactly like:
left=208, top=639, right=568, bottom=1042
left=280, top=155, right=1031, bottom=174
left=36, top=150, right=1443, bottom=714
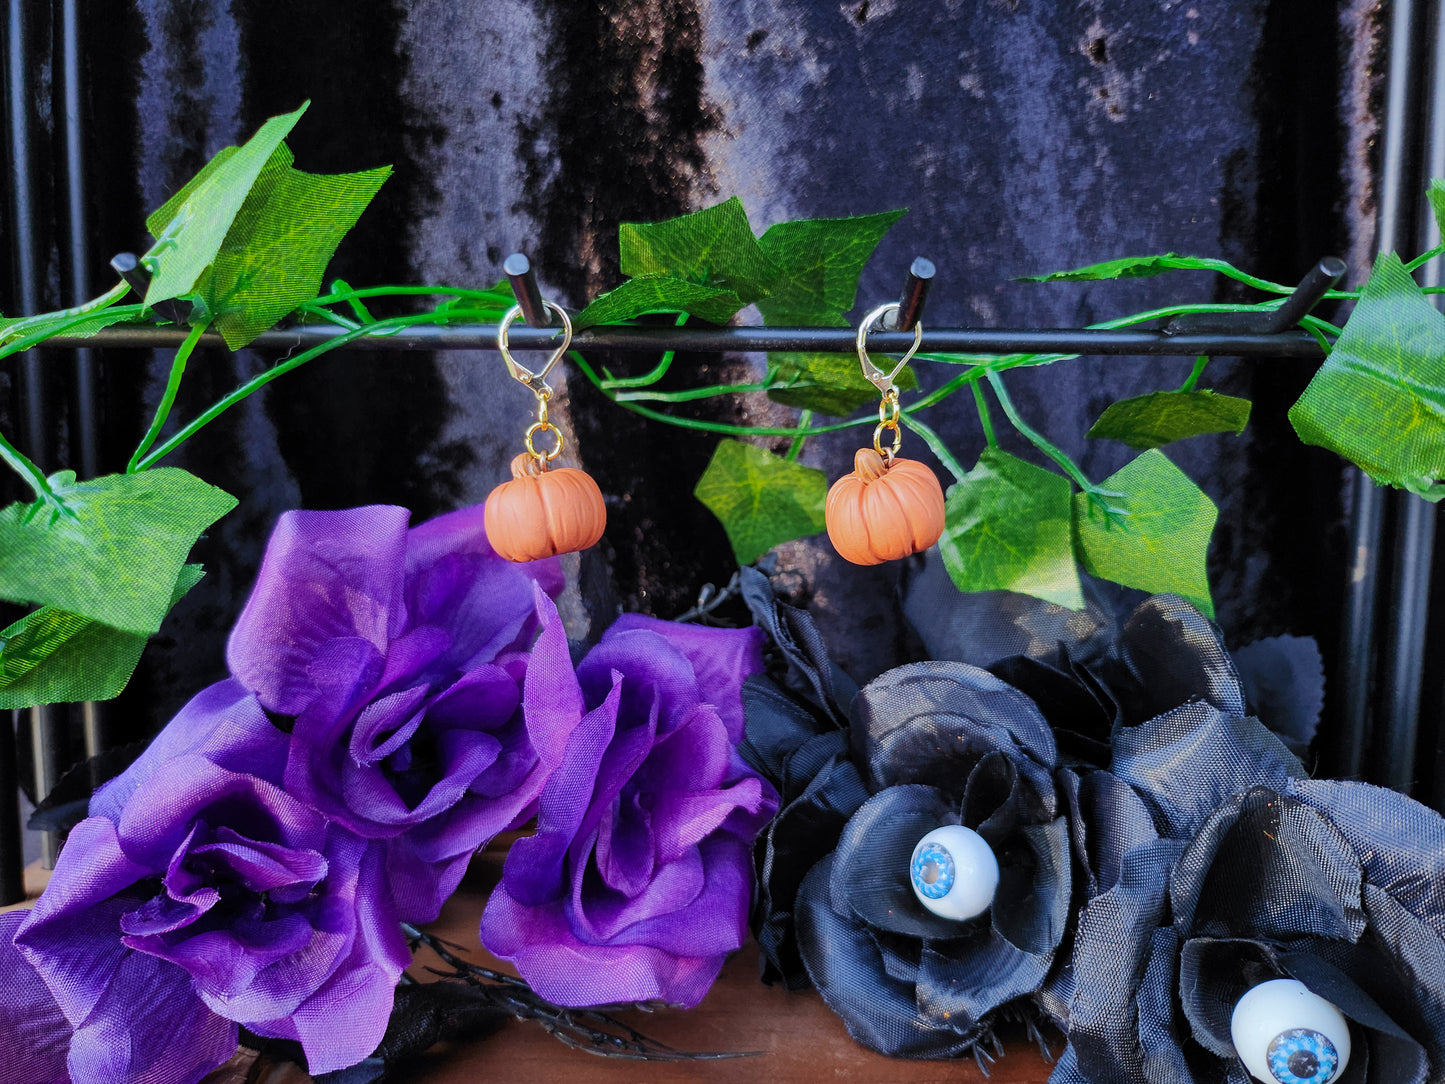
left=409, top=928, right=755, bottom=1062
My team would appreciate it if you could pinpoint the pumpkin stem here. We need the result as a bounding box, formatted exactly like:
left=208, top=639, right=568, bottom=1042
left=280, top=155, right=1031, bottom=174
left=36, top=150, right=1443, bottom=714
left=510, top=452, right=546, bottom=478
left=854, top=447, right=889, bottom=482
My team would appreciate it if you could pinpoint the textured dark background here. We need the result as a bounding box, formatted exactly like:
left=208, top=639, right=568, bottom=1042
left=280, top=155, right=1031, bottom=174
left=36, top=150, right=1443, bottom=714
left=1, top=2, right=1383, bottom=788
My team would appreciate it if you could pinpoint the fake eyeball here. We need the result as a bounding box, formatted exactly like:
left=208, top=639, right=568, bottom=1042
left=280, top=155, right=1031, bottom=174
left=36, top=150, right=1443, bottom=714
left=1230, top=978, right=1351, bottom=1084
left=908, top=824, right=999, bottom=921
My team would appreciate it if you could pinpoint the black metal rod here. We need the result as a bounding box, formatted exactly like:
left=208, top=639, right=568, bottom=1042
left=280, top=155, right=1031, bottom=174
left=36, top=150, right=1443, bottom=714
left=0, top=712, right=22, bottom=904
left=1369, top=0, right=1432, bottom=793
left=503, top=253, right=552, bottom=328
left=6, top=0, right=45, bottom=455
left=45, top=323, right=1329, bottom=357
left=8, top=0, right=61, bottom=867
left=885, top=257, right=935, bottom=332
left=109, top=252, right=187, bottom=324
left=60, top=0, right=106, bottom=765
left=1165, top=256, right=1348, bottom=334
left=1260, top=256, right=1348, bottom=333
left=59, top=0, right=95, bottom=478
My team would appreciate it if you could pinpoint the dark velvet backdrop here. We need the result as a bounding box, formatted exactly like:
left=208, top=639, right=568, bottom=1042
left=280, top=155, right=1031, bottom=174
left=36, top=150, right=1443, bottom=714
left=1, top=1, right=1376, bottom=792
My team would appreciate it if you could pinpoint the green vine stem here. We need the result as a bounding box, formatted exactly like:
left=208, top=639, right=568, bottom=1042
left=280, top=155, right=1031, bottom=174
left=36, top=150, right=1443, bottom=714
left=1179, top=356, right=1209, bottom=392
left=971, top=381, right=998, bottom=448
left=0, top=428, right=61, bottom=509
left=603, top=313, right=688, bottom=389
left=0, top=280, right=132, bottom=355
left=785, top=411, right=812, bottom=462
left=903, top=413, right=969, bottom=483
left=984, top=370, right=1123, bottom=517
left=128, top=321, right=209, bottom=473
left=132, top=307, right=500, bottom=472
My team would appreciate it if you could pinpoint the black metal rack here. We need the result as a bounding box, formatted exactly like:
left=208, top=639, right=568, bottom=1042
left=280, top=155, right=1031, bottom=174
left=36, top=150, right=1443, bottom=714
left=1, top=0, right=1439, bottom=913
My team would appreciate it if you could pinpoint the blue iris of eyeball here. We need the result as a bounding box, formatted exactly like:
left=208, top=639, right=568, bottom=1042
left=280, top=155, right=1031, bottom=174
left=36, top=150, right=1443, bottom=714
left=909, top=824, right=999, bottom=921
left=1230, top=979, right=1351, bottom=1084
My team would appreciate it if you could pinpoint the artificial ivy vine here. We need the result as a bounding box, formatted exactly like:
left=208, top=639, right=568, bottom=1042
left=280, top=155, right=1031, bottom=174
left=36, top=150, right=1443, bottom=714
left=1, top=104, right=1443, bottom=710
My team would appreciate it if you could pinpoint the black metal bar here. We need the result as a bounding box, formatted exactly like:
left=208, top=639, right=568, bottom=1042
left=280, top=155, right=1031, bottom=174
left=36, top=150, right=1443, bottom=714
left=59, top=0, right=105, bottom=765
left=45, top=323, right=1329, bottom=357
left=1259, top=256, right=1348, bottom=333
left=0, top=712, right=23, bottom=904
left=6, top=0, right=45, bottom=453
left=1164, top=256, right=1347, bottom=334
left=27, top=705, right=58, bottom=867
left=884, top=257, right=935, bottom=332
left=59, top=0, right=94, bottom=477
left=7, top=0, right=61, bottom=868
left=110, top=251, right=187, bottom=324
left=503, top=253, right=553, bottom=328
left=1369, top=0, right=1433, bottom=793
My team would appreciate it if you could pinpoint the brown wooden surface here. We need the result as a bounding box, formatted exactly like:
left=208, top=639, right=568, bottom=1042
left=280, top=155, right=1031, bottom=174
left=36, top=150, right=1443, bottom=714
left=10, top=854, right=1059, bottom=1082
left=383, top=847, right=1058, bottom=1083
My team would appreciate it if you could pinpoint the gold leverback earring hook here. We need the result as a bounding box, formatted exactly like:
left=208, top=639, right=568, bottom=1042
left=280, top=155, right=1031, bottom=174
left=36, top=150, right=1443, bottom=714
left=856, top=302, right=922, bottom=396
left=497, top=300, right=574, bottom=398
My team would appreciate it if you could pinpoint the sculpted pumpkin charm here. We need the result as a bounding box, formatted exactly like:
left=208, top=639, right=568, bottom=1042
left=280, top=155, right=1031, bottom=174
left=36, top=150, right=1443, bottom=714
left=826, top=448, right=945, bottom=565
left=486, top=291, right=607, bottom=562
left=486, top=453, right=607, bottom=561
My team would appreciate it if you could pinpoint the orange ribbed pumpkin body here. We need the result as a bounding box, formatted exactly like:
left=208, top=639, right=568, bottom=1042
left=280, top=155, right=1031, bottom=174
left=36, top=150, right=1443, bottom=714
left=484, top=454, right=607, bottom=562
left=825, top=449, right=945, bottom=565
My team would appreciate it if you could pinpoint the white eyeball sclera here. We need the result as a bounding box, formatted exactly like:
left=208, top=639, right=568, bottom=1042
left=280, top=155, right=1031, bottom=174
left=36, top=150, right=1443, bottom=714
left=908, top=824, right=999, bottom=921
left=1230, top=978, right=1351, bottom=1084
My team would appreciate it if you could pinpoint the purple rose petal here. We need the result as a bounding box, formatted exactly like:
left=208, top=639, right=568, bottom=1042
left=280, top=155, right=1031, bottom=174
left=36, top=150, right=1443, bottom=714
left=0, top=912, right=72, bottom=1084
left=484, top=615, right=778, bottom=1008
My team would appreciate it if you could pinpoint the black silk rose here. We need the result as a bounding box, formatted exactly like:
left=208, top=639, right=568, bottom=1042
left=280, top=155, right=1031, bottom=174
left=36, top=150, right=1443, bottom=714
left=793, top=662, right=1072, bottom=1058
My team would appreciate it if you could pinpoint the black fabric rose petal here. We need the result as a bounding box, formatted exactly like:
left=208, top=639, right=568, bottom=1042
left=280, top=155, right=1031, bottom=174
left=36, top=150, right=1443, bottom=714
left=797, top=854, right=986, bottom=1059
left=1289, top=780, right=1445, bottom=1074
left=901, top=550, right=1118, bottom=669
left=832, top=784, right=964, bottom=940
left=1111, top=702, right=1304, bottom=839
left=1170, top=787, right=1365, bottom=944
left=990, top=650, right=1119, bottom=769
left=741, top=673, right=868, bottom=988
left=1063, top=838, right=1187, bottom=1084
left=740, top=566, right=855, bottom=723
left=1168, top=785, right=1442, bottom=1084
left=1050, top=766, right=1190, bottom=1084
left=1114, top=594, right=1247, bottom=725
left=753, top=730, right=869, bottom=987
left=852, top=660, right=1057, bottom=803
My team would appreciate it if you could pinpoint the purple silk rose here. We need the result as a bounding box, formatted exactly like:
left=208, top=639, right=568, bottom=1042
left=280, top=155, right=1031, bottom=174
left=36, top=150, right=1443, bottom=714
left=226, top=504, right=566, bottom=921
left=482, top=606, right=779, bottom=1008
left=14, top=680, right=409, bottom=1082
left=0, top=912, right=72, bottom=1084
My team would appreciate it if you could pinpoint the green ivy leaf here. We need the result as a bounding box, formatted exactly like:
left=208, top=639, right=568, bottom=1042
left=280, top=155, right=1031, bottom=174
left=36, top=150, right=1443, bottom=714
left=1087, top=390, right=1251, bottom=449
left=1289, top=251, right=1445, bottom=499
left=0, top=469, right=236, bottom=633
left=573, top=275, right=744, bottom=330
left=0, top=565, right=204, bottom=709
left=143, top=103, right=309, bottom=306
left=1019, top=253, right=1220, bottom=282
left=766, top=350, right=918, bottom=416
left=755, top=210, right=912, bottom=415
left=1428, top=178, right=1445, bottom=238
left=755, top=209, right=906, bottom=323
left=939, top=449, right=1084, bottom=609
left=196, top=144, right=391, bottom=348
left=1072, top=450, right=1217, bottom=616
left=620, top=198, right=780, bottom=303
left=693, top=439, right=827, bottom=564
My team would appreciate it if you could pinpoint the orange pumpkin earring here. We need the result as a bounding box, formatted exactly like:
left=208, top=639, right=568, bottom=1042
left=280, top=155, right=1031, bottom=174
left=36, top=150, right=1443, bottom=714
left=483, top=300, right=608, bottom=562
left=825, top=303, right=945, bottom=565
